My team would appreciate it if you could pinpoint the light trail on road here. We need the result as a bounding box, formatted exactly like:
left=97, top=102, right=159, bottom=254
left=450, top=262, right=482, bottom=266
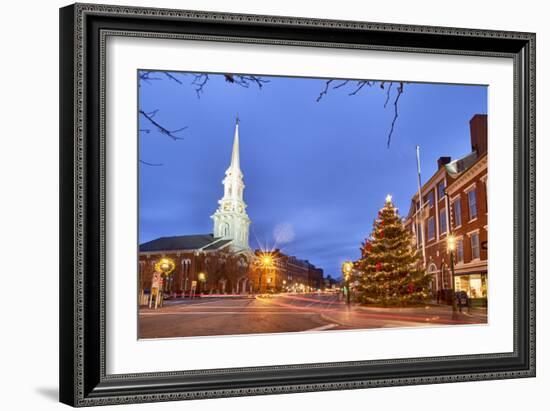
left=138, top=293, right=488, bottom=338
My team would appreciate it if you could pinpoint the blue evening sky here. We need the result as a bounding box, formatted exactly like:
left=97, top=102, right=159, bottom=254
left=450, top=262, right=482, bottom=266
left=139, top=71, right=487, bottom=279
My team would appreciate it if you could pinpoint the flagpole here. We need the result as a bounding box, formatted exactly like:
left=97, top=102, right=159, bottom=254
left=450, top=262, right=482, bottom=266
left=416, top=145, right=427, bottom=268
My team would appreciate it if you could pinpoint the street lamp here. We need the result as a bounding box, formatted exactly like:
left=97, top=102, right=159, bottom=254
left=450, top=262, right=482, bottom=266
left=256, top=251, right=275, bottom=293
left=154, top=257, right=176, bottom=307
left=342, top=261, right=353, bottom=307
left=447, top=234, right=458, bottom=315
left=197, top=271, right=206, bottom=295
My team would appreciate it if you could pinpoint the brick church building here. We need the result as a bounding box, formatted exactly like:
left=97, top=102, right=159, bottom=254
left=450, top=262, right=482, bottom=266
left=139, top=119, right=324, bottom=302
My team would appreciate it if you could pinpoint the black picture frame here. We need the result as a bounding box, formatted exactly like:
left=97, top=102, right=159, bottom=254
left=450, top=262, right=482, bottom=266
left=59, top=3, right=536, bottom=407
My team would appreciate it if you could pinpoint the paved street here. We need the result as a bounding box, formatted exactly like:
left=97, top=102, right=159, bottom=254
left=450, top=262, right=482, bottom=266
left=139, top=293, right=487, bottom=338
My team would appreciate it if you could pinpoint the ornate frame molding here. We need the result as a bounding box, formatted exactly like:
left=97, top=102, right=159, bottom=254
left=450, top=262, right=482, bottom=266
left=60, top=3, right=535, bottom=407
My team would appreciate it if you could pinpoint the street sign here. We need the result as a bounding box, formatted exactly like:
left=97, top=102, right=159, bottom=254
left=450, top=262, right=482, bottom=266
left=151, top=271, right=161, bottom=289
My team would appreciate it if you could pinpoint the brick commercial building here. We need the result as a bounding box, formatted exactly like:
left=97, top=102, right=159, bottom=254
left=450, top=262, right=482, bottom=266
left=405, top=114, right=488, bottom=306
left=254, top=252, right=324, bottom=293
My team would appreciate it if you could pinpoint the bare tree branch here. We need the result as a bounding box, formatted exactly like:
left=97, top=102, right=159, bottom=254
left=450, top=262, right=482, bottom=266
left=164, top=72, right=183, bottom=84
left=138, top=70, right=269, bottom=165
left=139, top=109, right=187, bottom=140
left=192, top=73, right=269, bottom=97
left=139, top=159, right=163, bottom=167
left=192, top=73, right=210, bottom=97
left=348, top=80, right=372, bottom=96
left=383, top=82, right=393, bottom=108
left=139, top=70, right=186, bottom=85
left=386, top=82, right=404, bottom=148
left=316, top=80, right=334, bottom=102
left=315, top=78, right=405, bottom=147
left=225, top=74, right=270, bottom=89
left=138, top=71, right=162, bottom=85
left=333, top=80, right=350, bottom=89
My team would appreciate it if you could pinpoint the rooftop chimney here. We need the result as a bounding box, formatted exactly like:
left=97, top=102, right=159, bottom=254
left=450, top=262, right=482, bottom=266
left=437, top=156, right=451, bottom=169
left=470, top=114, right=488, bottom=156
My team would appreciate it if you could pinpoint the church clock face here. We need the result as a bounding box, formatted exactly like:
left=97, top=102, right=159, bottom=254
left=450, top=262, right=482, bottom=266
left=223, top=203, right=231, bottom=211
left=237, top=205, right=243, bottom=213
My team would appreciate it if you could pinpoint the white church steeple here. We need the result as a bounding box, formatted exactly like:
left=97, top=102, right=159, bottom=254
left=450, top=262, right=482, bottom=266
left=228, top=117, right=241, bottom=173
left=211, top=117, right=251, bottom=250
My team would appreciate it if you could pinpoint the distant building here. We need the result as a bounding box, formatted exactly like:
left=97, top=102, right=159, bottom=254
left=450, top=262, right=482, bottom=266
left=405, top=114, right=488, bottom=306
left=324, top=275, right=339, bottom=290
left=308, top=265, right=324, bottom=290
left=252, top=251, right=323, bottom=292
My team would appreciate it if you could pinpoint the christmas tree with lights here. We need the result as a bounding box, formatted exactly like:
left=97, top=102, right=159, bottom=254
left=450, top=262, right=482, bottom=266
left=355, top=195, right=431, bottom=306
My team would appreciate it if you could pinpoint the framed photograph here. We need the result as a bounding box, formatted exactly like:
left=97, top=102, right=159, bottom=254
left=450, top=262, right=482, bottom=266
left=59, top=3, right=535, bottom=406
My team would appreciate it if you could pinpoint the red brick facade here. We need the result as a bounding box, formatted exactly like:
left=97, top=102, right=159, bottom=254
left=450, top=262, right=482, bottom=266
left=139, top=249, right=254, bottom=302
left=405, top=114, right=488, bottom=305
left=138, top=248, right=325, bottom=301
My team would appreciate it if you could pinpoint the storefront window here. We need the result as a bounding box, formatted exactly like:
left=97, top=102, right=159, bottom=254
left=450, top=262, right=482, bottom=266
left=454, top=274, right=487, bottom=298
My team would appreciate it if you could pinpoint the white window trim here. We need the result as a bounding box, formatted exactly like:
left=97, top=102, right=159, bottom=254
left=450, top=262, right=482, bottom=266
left=456, top=237, right=465, bottom=263
left=452, top=198, right=463, bottom=228
left=435, top=190, right=440, bottom=239
left=469, top=231, right=481, bottom=260
left=438, top=208, right=447, bottom=237
left=466, top=188, right=478, bottom=221
left=427, top=192, right=435, bottom=209
left=463, top=182, right=477, bottom=194
left=437, top=181, right=446, bottom=202
left=427, top=216, right=436, bottom=241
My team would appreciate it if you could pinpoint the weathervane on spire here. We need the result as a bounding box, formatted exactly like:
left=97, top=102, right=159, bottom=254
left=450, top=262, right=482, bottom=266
left=236, top=113, right=240, bottom=125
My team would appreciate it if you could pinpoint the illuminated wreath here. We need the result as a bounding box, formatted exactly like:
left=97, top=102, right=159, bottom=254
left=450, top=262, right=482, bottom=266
left=154, top=257, right=176, bottom=276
